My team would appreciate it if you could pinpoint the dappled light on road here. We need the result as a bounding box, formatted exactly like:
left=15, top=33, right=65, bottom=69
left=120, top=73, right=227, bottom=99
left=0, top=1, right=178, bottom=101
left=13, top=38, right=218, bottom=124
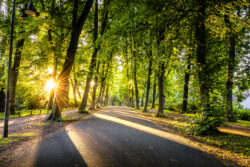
left=94, top=113, right=194, bottom=148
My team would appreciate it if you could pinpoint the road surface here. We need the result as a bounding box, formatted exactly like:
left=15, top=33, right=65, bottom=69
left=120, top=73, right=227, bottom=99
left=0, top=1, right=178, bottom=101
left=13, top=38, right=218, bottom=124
left=5, top=106, right=227, bottom=167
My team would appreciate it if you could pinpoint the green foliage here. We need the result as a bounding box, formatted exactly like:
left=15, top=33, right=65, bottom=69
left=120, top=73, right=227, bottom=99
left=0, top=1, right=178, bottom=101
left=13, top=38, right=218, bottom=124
left=234, top=108, right=250, bottom=121
left=188, top=112, right=224, bottom=135
left=78, top=109, right=90, bottom=114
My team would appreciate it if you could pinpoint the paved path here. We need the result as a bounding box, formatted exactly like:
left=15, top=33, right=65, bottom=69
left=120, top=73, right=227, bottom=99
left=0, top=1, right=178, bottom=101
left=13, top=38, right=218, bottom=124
left=5, top=106, right=226, bottom=167
left=0, top=110, right=77, bottom=135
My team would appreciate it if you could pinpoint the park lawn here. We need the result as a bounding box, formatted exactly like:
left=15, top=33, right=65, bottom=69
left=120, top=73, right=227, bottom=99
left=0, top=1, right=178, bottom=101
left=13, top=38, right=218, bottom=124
left=0, top=132, right=36, bottom=147
left=0, top=107, right=78, bottom=120
left=229, top=120, right=250, bottom=127
left=164, top=117, right=250, bottom=156
left=140, top=109, right=250, bottom=156
left=0, top=109, right=49, bottom=120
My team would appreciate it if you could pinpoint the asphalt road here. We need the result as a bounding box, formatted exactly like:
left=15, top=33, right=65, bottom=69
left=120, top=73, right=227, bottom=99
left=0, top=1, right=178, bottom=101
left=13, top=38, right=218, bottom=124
left=7, top=106, right=227, bottom=167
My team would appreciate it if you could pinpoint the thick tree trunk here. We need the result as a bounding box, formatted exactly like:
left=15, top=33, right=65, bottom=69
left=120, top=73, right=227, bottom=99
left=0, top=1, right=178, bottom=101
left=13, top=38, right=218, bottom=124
left=157, top=62, right=165, bottom=116
left=49, top=0, right=93, bottom=120
left=224, top=14, right=236, bottom=122
left=182, top=56, right=191, bottom=113
left=144, top=48, right=152, bottom=112
left=151, top=71, right=157, bottom=108
left=156, top=27, right=165, bottom=116
left=194, top=0, right=209, bottom=112
left=79, top=0, right=98, bottom=112
left=9, top=39, right=25, bottom=114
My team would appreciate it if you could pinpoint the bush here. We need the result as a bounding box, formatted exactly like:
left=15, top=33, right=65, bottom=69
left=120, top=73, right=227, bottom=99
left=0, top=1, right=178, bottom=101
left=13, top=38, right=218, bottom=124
left=234, top=108, right=250, bottom=121
left=187, top=103, right=199, bottom=113
left=188, top=112, right=224, bottom=135
left=165, top=103, right=181, bottom=112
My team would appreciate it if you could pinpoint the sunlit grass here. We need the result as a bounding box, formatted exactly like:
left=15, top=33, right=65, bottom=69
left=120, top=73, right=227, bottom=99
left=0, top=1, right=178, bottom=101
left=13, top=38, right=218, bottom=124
left=0, top=132, right=36, bottom=147
left=196, top=133, right=250, bottom=156
left=229, top=120, right=250, bottom=127
left=0, top=109, right=50, bottom=120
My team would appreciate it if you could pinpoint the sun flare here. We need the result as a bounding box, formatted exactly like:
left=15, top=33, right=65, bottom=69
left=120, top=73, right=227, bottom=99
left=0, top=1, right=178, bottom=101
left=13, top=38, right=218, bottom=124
left=45, top=79, right=56, bottom=92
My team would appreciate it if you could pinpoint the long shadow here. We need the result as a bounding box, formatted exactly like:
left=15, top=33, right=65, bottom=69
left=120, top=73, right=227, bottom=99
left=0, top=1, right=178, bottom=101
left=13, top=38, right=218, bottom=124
left=31, top=123, right=88, bottom=167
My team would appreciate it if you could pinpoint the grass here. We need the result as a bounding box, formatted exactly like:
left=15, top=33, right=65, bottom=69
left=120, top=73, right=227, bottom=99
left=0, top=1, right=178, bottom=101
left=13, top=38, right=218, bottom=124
left=153, top=114, right=250, bottom=156
left=196, top=133, right=250, bottom=156
left=78, top=109, right=90, bottom=114
left=0, top=107, right=78, bottom=120
left=0, top=109, right=50, bottom=120
left=183, top=113, right=196, bottom=117
left=228, top=120, right=250, bottom=127
left=0, top=132, right=36, bottom=147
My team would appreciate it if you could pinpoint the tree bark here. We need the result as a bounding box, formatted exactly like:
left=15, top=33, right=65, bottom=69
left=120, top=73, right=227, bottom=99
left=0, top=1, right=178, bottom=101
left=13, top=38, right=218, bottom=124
left=151, top=71, right=157, bottom=108
left=224, top=14, right=236, bottom=122
left=9, top=39, right=25, bottom=114
left=157, top=61, right=165, bottom=116
left=194, top=0, right=209, bottom=112
left=89, top=62, right=100, bottom=110
left=182, top=55, right=191, bottom=113
left=131, top=86, right=135, bottom=108
left=96, top=64, right=105, bottom=108
left=144, top=48, right=152, bottom=112
left=132, top=43, right=140, bottom=110
left=79, top=0, right=99, bottom=112
left=104, top=83, right=109, bottom=105
left=49, top=0, right=93, bottom=120
left=157, top=27, right=165, bottom=116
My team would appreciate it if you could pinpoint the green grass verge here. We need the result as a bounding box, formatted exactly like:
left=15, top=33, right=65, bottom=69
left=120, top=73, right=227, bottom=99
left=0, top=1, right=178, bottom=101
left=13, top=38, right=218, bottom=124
left=78, top=109, right=91, bottom=114
left=229, top=120, right=250, bottom=127
left=196, top=133, right=250, bottom=156
left=0, top=132, right=36, bottom=147
left=0, top=109, right=50, bottom=120
left=158, top=117, right=249, bottom=156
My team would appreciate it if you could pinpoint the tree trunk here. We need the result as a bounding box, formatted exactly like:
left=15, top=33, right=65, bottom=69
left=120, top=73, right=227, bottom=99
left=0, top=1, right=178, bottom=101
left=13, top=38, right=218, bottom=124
left=194, top=0, right=209, bottom=112
left=49, top=0, right=93, bottom=120
left=131, top=87, right=135, bottom=108
left=157, top=61, right=165, bottom=116
left=104, top=84, right=109, bottom=106
left=96, top=64, right=105, bottom=108
left=224, top=14, right=236, bottom=122
left=89, top=62, right=100, bottom=110
left=144, top=48, right=152, bottom=112
left=182, top=55, right=191, bottom=113
left=79, top=0, right=98, bottom=112
left=9, top=39, right=25, bottom=114
left=132, top=46, right=140, bottom=110
left=151, top=71, right=157, bottom=108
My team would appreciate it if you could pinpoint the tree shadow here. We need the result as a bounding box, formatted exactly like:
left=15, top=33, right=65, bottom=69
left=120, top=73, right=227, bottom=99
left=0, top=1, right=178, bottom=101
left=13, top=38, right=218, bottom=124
left=32, top=124, right=88, bottom=167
